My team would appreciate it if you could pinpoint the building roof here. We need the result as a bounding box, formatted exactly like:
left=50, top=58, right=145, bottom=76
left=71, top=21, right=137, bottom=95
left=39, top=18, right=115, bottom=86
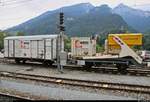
left=4, top=34, right=58, bottom=40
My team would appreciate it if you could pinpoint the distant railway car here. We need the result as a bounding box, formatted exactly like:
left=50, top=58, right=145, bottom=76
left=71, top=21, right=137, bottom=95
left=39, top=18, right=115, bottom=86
left=4, top=35, right=62, bottom=65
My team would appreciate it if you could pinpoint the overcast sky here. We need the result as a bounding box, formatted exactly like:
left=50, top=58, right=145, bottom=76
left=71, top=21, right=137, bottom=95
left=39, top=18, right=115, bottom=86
left=0, top=0, right=150, bottom=30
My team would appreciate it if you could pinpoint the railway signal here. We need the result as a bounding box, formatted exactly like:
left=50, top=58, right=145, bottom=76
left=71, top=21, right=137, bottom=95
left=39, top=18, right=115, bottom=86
left=60, top=12, right=64, bottom=25
left=59, top=12, right=65, bottom=31
left=60, top=26, right=65, bottom=31
left=57, top=12, right=66, bottom=73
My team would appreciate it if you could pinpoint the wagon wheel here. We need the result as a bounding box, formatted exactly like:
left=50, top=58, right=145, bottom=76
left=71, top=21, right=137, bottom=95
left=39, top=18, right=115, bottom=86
left=43, top=61, right=49, bottom=67
left=15, top=59, right=20, bottom=64
left=43, top=61, right=54, bottom=67
left=83, top=62, right=93, bottom=71
left=22, top=60, right=26, bottom=64
left=116, top=64, right=128, bottom=74
left=48, top=61, right=54, bottom=66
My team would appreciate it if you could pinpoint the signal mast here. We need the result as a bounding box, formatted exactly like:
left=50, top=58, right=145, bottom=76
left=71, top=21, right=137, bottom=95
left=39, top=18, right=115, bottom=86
left=57, top=12, right=65, bottom=73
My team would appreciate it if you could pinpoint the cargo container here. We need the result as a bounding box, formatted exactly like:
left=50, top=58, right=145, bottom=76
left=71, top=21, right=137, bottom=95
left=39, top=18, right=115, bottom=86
left=71, top=37, right=96, bottom=57
left=107, top=33, right=143, bottom=54
left=108, top=33, right=142, bottom=46
left=4, top=35, right=62, bottom=64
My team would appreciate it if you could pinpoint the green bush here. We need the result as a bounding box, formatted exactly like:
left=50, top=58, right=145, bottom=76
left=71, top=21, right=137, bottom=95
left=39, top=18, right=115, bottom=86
left=96, top=44, right=104, bottom=53
left=0, top=31, right=7, bottom=50
left=64, top=37, right=71, bottom=52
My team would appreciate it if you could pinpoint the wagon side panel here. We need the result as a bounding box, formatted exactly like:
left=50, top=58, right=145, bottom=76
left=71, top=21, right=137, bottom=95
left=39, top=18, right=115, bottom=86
left=45, top=39, right=52, bottom=60
left=30, top=40, right=38, bottom=59
left=38, top=40, right=44, bottom=59
left=4, top=39, right=8, bottom=57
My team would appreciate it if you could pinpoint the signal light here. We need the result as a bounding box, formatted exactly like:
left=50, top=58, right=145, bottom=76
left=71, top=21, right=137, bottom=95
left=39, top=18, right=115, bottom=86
left=60, top=25, right=65, bottom=31
left=60, top=12, right=64, bottom=25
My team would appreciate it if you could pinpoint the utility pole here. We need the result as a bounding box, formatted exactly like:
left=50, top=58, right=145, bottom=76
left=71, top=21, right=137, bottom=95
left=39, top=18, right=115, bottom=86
left=57, top=12, right=65, bottom=73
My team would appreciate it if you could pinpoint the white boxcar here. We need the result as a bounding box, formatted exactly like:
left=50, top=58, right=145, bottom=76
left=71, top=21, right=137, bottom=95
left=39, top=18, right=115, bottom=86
left=71, top=37, right=96, bottom=57
left=4, top=35, right=62, bottom=64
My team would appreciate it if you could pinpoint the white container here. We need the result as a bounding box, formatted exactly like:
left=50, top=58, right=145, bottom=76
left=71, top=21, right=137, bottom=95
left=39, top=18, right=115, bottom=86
left=4, top=35, right=61, bottom=61
left=147, top=62, right=150, bottom=67
left=71, top=37, right=96, bottom=57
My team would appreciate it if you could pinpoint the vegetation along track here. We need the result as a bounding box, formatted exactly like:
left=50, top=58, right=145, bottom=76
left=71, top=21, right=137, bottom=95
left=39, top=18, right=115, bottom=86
left=0, top=71, right=150, bottom=94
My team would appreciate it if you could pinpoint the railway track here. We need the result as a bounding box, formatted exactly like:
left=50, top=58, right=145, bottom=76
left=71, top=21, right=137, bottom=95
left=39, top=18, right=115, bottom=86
left=64, top=65, right=150, bottom=76
left=0, top=58, right=150, bottom=76
left=1, top=71, right=150, bottom=94
left=0, top=91, right=40, bottom=100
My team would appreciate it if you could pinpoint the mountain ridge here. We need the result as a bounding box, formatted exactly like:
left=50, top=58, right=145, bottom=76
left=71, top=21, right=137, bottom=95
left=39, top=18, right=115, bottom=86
left=113, top=3, right=150, bottom=32
left=6, top=3, right=136, bottom=36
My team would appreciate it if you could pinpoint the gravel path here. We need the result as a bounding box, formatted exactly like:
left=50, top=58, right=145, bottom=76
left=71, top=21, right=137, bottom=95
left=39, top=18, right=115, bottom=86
left=0, top=80, right=135, bottom=100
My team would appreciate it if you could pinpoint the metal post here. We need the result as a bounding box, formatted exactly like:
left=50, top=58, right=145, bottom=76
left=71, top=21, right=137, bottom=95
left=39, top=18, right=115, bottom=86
left=57, top=12, right=65, bottom=73
left=57, top=34, right=60, bottom=72
left=57, top=33, right=63, bottom=73
left=59, top=31, right=64, bottom=73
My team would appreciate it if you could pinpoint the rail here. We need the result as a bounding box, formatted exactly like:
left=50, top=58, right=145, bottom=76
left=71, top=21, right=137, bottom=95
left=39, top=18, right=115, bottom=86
left=0, top=92, right=39, bottom=100
left=0, top=71, right=150, bottom=94
left=0, top=58, right=150, bottom=76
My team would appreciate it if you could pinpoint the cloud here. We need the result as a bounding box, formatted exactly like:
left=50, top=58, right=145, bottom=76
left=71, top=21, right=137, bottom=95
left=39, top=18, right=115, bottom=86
left=0, top=0, right=149, bottom=30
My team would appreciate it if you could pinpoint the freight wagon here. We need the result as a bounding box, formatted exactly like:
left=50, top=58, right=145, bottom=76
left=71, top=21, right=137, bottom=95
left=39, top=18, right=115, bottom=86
left=69, top=33, right=144, bottom=74
left=4, top=35, right=63, bottom=65
left=4, top=33, right=145, bottom=74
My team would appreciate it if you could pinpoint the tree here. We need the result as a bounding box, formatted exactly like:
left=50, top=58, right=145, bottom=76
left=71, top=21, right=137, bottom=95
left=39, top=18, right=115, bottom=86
left=64, top=37, right=71, bottom=52
left=16, top=32, right=24, bottom=36
left=0, top=31, right=7, bottom=50
left=143, top=34, right=150, bottom=50
left=96, top=44, right=104, bottom=53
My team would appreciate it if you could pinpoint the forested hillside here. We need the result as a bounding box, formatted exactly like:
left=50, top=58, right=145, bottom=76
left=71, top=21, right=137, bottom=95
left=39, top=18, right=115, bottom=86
left=6, top=3, right=135, bottom=36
